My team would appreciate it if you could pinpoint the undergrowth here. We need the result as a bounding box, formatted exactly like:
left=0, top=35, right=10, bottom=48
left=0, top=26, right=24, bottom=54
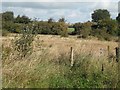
left=2, top=47, right=119, bottom=88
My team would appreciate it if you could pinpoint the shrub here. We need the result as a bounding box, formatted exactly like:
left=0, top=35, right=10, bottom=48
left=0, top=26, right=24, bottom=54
left=14, top=24, right=36, bottom=58
left=60, top=22, right=68, bottom=37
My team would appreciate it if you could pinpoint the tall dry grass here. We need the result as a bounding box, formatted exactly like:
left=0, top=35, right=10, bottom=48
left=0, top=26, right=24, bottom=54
left=2, top=34, right=119, bottom=88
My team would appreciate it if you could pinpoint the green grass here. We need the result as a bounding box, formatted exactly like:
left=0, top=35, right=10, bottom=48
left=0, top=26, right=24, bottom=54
left=68, top=28, right=75, bottom=33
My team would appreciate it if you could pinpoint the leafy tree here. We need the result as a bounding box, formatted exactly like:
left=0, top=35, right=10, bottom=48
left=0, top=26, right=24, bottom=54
left=106, top=19, right=118, bottom=35
left=73, top=21, right=92, bottom=37
left=14, top=15, right=31, bottom=24
left=2, top=11, right=14, bottom=22
left=2, top=11, right=15, bottom=34
left=98, top=19, right=118, bottom=36
left=92, top=9, right=110, bottom=22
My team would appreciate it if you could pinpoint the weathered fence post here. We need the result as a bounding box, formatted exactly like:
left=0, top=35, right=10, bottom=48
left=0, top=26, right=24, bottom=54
left=101, top=64, right=104, bottom=74
left=107, top=45, right=110, bottom=58
left=116, top=47, right=120, bottom=62
left=70, top=47, right=74, bottom=67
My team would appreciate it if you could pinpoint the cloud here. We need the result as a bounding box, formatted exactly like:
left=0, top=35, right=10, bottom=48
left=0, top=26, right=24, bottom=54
left=2, top=2, right=82, bottom=9
left=2, top=2, right=118, bottom=12
left=2, top=2, right=119, bottom=23
left=2, top=0, right=120, bottom=2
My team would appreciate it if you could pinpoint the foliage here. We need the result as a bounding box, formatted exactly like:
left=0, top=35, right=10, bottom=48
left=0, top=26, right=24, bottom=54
left=91, top=28, right=113, bottom=41
left=14, top=24, right=36, bottom=58
left=14, top=15, right=31, bottom=24
left=2, top=21, right=22, bottom=33
left=1, top=10, right=119, bottom=41
left=92, top=9, right=110, bottom=22
left=97, top=19, right=118, bottom=36
left=34, top=21, right=68, bottom=36
left=60, top=22, right=68, bottom=37
left=2, top=11, right=14, bottom=22
left=73, top=21, right=92, bottom=38
left=73, top=22, right=82, bottom=35
left=80, top=22, right=92, bottom=38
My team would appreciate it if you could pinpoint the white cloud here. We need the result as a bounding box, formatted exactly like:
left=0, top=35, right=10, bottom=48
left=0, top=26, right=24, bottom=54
left=2, top=2, right=119, bottom=23
left=2, top=0, right=120, bottom=2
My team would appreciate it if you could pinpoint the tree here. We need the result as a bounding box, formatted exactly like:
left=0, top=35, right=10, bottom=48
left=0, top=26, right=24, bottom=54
left=59, top=22, right=68, bottom=37
left=2, top=11, right=14, bottom=22
left=2, top=11, right=15, bottom=34
left=48, top=18, right=54, bottom=23
left=92, top=9, right=111, bottom=22
left=14, top=15, right=31, bottom=24
left=14, top=15, right=21, bottom=23
left=105, top=19, right=118, bottom=35
left=97, top=19, right=118, bottom=35
left=58, top=17, right=66, bottom=22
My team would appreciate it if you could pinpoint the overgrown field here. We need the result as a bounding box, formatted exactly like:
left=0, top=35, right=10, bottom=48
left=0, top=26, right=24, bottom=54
left=2, top=34, right=120, bottom=88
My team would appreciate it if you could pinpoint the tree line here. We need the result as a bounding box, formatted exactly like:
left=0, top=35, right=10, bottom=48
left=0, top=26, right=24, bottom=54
left=1, top=9, right=120, bottom=41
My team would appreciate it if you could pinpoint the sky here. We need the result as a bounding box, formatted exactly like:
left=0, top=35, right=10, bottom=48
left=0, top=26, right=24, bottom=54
left=1, top=0, right=120, bottom=23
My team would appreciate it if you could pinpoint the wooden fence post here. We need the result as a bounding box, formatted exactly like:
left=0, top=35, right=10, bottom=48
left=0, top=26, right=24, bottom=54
left=101, top=64, right=104, bottom=74
left=116, top=47, right=120, bottom=62
left=107, top=45, right=110, bottom=58
left=70, top=47, right=74, bottom=67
